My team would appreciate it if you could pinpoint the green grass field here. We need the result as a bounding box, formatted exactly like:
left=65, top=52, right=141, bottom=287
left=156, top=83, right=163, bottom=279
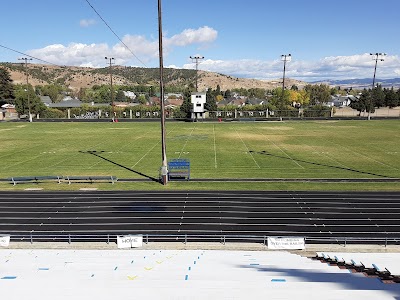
left=1, top=120, right=399, bottom=190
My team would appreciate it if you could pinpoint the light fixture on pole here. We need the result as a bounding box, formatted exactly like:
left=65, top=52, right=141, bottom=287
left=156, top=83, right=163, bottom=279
left=369, top=52, right=386, bottom=120
left=190, top=55, right=204, bottom=92
left=370, top=52, right=386, bottom=88
left=158, top=0, right=168, bottom=185
left=105, top=57, right=115, bottom=121
left=281, top=54, right=291, bottom=110
left=18, top=57, right=33, bottom=122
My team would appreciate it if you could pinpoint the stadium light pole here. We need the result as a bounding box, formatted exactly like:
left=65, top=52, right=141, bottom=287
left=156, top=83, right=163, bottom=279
left=105, top=57, right=115, bottom=121
left=281, top=54, right=291, bottom=112
left=18, top=57, right=33, bottom=122
left=369, top=52, right=386, bottom=120
left=158, top=0, right=168, bottom=185
left=190, top=55, right=204, bottom=92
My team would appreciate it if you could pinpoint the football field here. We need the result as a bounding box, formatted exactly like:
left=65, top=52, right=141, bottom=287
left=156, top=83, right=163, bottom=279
left=1, top=120, right=399, bottom=184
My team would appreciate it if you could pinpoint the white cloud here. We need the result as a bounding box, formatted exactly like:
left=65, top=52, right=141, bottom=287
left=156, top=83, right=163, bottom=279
left=183, top=53, right=400, bottom=81
left=26, top=26, right=218, bottom=68
left=28, top=43, right=110, bottom=67
left=166, top=26, right=217, bottom=47
left=79, top=19, right=97, bottom=27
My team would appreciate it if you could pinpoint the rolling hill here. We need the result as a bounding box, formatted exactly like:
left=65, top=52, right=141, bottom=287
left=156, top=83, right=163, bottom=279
left=1, top=62, right=306, bottom=92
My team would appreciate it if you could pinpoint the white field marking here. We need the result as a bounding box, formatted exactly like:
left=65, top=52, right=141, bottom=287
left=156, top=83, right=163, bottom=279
left=321, top=134, right=399, bottom=171
left=87, top=126, right=181, bottom=170
left=44, top=136, right=114, bottom=170
left=234, top=128, right=260, bottom=169
left=299, top=123, right=399, bottom=171
left=130, top=143, right=160, bottom=169
left=213, top=124, right=217, bottom=168
left=178, top=124, right=197, bottom=159
left=0, top=142, right=47, bottom=161
left=254, top=126, right=304, bottom=169
left=290, top=137, right=352, bottom=170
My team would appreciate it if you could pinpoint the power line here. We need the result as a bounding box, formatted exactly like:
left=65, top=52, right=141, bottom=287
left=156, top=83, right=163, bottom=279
left=84, top=0, right=148, bottom=67
left=0, top=44, right=65, bottom=67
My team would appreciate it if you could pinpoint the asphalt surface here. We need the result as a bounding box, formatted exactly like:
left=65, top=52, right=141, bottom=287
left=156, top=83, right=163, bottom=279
left=0, top=191, right=400, bottom=243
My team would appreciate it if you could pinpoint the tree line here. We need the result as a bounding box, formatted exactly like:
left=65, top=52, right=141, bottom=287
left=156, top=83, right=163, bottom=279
left=1, top=66, right=400, bottom=118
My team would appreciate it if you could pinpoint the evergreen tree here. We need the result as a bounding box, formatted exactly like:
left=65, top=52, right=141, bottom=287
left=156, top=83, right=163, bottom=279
left=385, top=87, right=399, bottom=108
left=371, top=85, right=385, bottom=108
left=0, top=67, right=14, bottom=100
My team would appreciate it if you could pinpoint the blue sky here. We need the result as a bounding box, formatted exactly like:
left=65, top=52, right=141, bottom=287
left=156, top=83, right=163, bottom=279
left=1, top=0, right=400, bottom=81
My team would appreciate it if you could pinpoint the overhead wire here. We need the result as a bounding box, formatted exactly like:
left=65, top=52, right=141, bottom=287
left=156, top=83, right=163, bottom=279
left=84, top=0, right=148, bottom=67
left=0, top=44, right=66, bottom=67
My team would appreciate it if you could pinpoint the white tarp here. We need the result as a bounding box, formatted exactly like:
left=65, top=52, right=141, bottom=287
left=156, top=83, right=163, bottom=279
left=267, top=237, right=305, bottom=250
left=0, top=235, right=10, bottom=247
left=117, top=235, right=143, bottom=249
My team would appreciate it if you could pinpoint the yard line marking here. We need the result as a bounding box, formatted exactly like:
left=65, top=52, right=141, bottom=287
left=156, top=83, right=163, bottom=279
left=291, top=136, right=352, bottom=170
left=213, top=124, right=217, bottom=168
left=254, top=126, right=304, bottom=169
left=297, top=122, right=399, bottom=171
left=130, top=141, right=160, bottom=169
left=178, top=124, right=197, bottom=159
left=234, top=128, right=260, bottom=169
left=129, top=125, right=179, bottom=169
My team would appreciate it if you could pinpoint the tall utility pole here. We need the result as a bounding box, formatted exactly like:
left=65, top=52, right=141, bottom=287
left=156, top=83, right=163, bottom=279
left=371, top=52, right=386, bottom=88
left=281, top=54, right=291, bottom=100
left=190, top=55, right=204, bottom=92
left=18, top=57, right=33, bottom=122
left=105, top=56, right=115, bottom=121
left=158, top=0, right=168, bottom=185
left=369, top=52, right=386, bottom=120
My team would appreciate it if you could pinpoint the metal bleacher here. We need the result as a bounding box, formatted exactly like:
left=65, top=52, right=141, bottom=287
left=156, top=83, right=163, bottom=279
left=314, top=252, right=400, bottom=283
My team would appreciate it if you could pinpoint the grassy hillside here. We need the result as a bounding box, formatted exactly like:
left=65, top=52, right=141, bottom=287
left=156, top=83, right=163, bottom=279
left=1, top=62, right=306, bottom=92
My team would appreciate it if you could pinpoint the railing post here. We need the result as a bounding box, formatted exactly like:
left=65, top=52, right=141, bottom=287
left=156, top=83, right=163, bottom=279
left=146, top=234, right=148, bottom=244
left=344, top=237, right=346, bottom=247
left=30, top=231, right=33, bottom=244
left=385, top=238, right=387, bottom=248
left=68, top=234, right=71, bottom=244
left=263, top=236, right=266, bottom=246
left=107, top=234, right=109, bottom=244
left=184, top=234, right=187, bottom=245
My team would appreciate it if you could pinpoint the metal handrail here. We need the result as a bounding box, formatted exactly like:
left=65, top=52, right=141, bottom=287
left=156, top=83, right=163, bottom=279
left=3, top=232, right=399, bottom=247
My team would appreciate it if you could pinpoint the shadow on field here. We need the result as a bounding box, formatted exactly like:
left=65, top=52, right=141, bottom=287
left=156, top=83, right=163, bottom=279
left=80, top=150, right=160, bottom=183
left=251, top=150, right=391, bottom=178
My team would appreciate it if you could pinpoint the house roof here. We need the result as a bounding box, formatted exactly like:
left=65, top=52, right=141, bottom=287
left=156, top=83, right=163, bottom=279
left=1, top=104, right=15, bottom=109
left=39, top=96, right=52, bottom=104
left=48, top=99, right=83, bottom=108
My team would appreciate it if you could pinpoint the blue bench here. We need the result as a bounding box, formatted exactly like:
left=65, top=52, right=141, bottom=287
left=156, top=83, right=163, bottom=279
left=66, top=175, right=117, bottom=184
left=9, top=176, right=63, bottom=185
left=168, top=159, right=190, bottom=181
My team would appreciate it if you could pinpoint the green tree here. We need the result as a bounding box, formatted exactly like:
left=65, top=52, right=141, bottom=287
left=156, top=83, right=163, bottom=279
left=385, top=87, right=399, bottom=108
left=137, top=94, right=147, bottom=105
left=14, top=84, right=46, bottom=116
left=350, top=89, right=375, bottom=115
left=0, top=67, right=14, bottom=100
left=305, top=84, right=331, bottom=105
left=116, top=90, right=126, bottom=102
left=371, top=85, right=385, bottom=108
left=40, top=84, right=64, bottom=102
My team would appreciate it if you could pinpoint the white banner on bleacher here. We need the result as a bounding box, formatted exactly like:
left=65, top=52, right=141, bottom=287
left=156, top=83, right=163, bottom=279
left=267, top=237, right=305, bottom=250
left=0, top=235, right=10, bottom=247
left=117, top=235, right=143, bottom=249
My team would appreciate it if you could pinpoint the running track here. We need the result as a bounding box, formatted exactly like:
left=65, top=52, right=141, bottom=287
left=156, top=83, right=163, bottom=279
left=0, top=191, right=399, bottom=243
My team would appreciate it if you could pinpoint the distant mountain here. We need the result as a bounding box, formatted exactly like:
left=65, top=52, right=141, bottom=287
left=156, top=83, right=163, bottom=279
left=0, top=62, right=307, bottom=92
left=313, top=78, right=400, bottom=89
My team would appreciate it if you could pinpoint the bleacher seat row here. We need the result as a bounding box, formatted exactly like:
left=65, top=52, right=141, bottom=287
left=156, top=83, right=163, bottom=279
left=313, top=252, right=400, bottom=284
